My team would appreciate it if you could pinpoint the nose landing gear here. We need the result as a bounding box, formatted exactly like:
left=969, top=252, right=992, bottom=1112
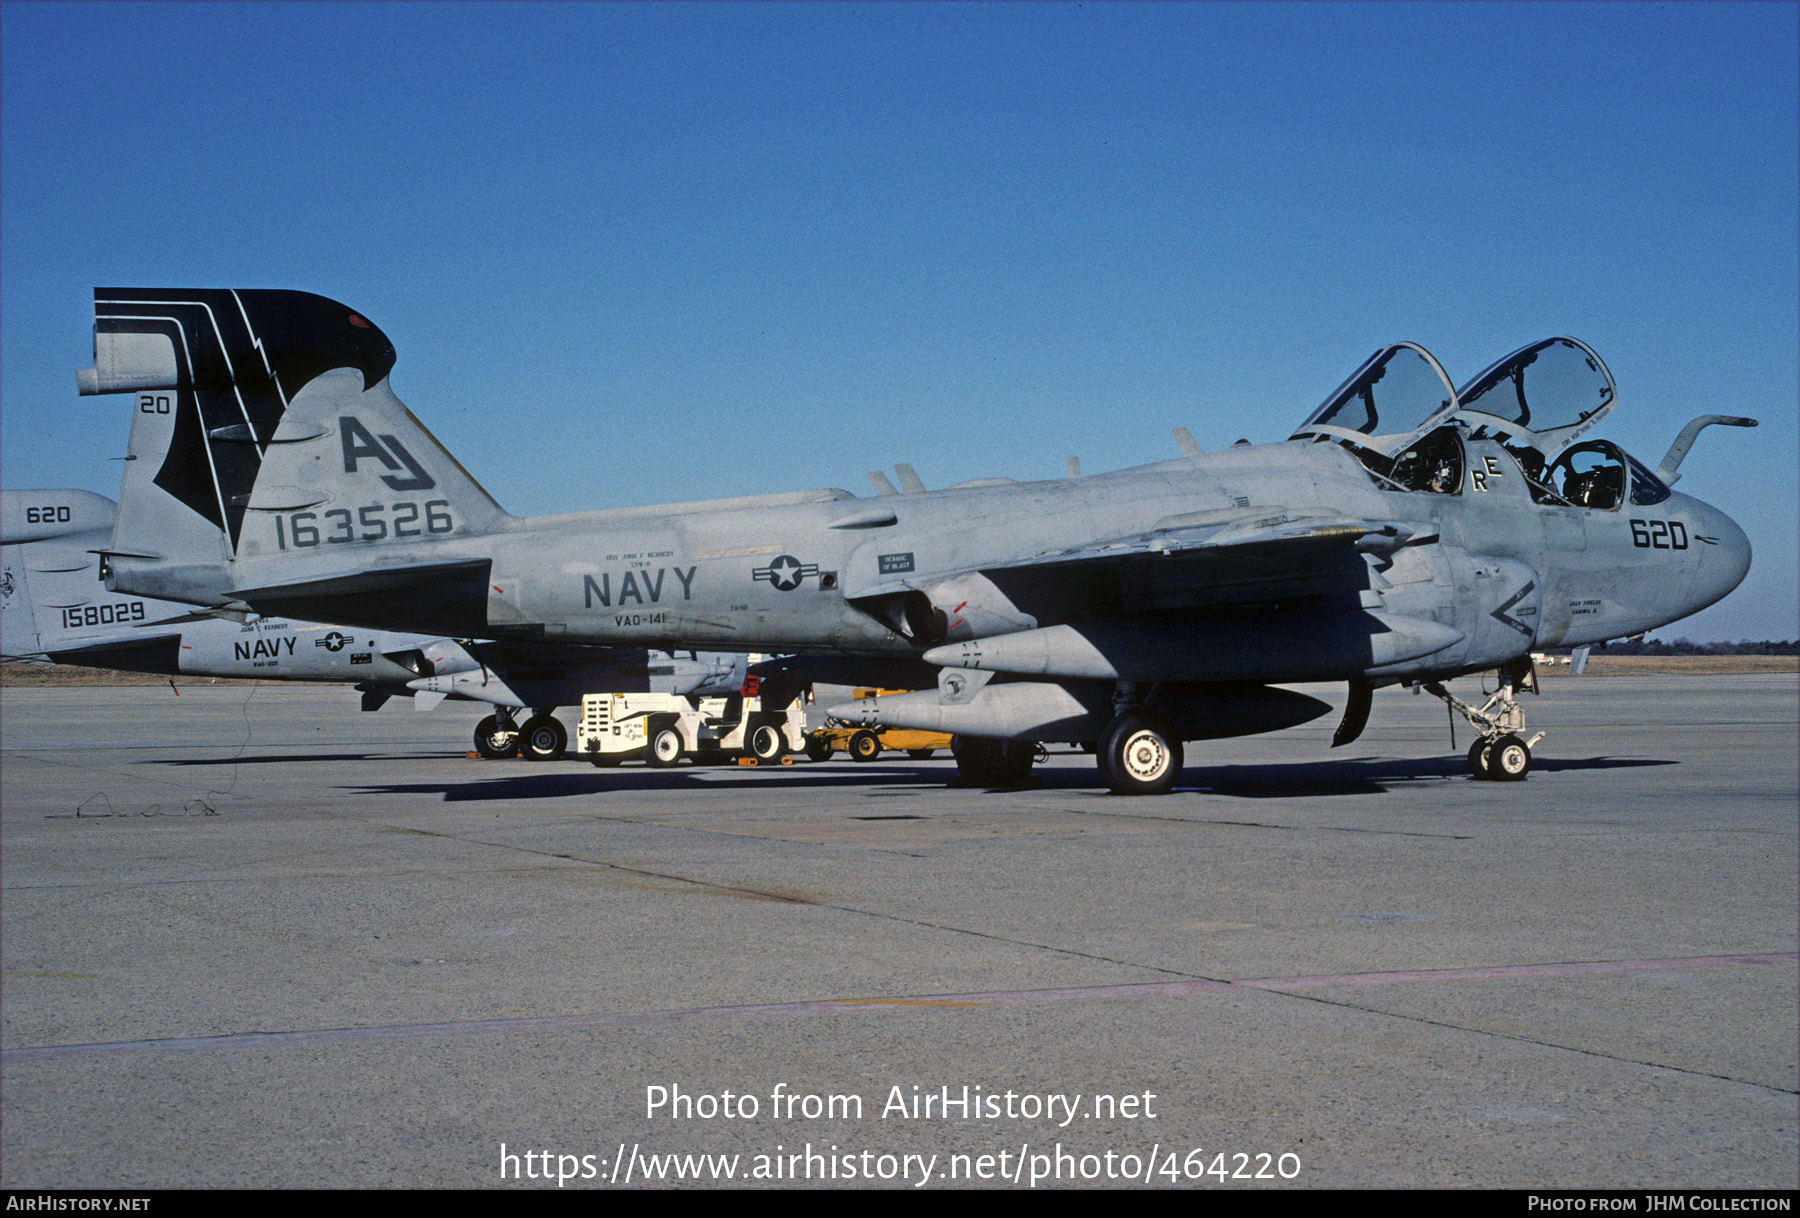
left=1424, top=659, right=1544, bottom=781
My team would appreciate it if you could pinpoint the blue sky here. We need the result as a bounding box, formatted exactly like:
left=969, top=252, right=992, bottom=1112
left=3, top=1, right=1794, bottom=639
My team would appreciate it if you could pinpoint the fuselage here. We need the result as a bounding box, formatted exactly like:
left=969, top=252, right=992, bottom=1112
left=221, top=430, right=1746, bottom=682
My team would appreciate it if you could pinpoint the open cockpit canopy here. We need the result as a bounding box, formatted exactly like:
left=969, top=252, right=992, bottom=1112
left=1448, top=337, right=1616, bottom=458
left=1288, top=343, right=1459, bottom=457
left=1291, top=337, right=1625, bottom=493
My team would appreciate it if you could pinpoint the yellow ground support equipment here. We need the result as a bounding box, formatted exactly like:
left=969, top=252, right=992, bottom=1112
left=803, top=688, right=952, bottom=762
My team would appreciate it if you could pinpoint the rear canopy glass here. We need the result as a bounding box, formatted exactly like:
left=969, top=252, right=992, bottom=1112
left=1453, top=338, right=1615, bottom=443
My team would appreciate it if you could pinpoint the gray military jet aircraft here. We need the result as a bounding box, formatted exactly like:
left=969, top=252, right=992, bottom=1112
left=3, top=487, right=744, bottom=760
left=84, top=289, right=1753, bottom=793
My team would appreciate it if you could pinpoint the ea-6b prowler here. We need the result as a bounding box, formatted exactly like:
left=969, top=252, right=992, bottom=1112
left=86, top=289, right=1753, bottom=793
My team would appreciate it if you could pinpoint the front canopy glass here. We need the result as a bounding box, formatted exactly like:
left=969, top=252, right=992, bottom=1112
left=1509, top=440, right=1673, bottom=510
left=1289, top=343, right=1458, bottom=454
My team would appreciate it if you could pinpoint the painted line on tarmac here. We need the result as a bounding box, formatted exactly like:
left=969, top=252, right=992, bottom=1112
left=1232, top=953, right=1799, bottom=991
left=5, top=952, right=1791, bottom=1063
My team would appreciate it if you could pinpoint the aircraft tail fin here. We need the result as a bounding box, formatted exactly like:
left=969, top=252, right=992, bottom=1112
left=0, top=542, right=44, bottom=661
left=2, top=490, right=118, bottom=658
left=83, top=289, right=510, bottom=608
left=0, top=492, right=192, bottom=666
left=0, top=489, right=117, bottom=546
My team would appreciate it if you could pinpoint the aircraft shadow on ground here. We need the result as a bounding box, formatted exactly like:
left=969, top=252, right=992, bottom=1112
left=1163, top=754, right=1678, bottom=799
left=154, top=752, right=457, bottom=766
left=329, top=754, right=1676, bottom=802
left=343, top=763, right=944, bottom=801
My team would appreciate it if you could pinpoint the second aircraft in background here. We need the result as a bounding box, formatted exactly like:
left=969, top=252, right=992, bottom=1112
left=2, top=488, right=745, bottom=760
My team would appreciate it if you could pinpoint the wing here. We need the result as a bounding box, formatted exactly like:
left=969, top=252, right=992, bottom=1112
left=901, top=513, right=1463, bottom=684
left=966, top=510, right=1432, bottom=621
left=985, top=508, right=1423, bottom=567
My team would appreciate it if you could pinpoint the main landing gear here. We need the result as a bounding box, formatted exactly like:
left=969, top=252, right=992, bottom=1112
left=517, top=712, right=568, bottom=762
left=949, top=695, right=1188, bottom=796
left=1086, top=684, right=1186, bottom=796
left=1096, top=709, right=1183, bottom=796
left=1424, top=659, right=1543, bottom=782
left=950, top=736, right=1037, bottom=788
left=473, top=710, right=567, bottom=761
left=473, top=712, right=519, bottom=759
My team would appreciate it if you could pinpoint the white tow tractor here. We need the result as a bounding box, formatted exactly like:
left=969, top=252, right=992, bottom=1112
left=577, top=675, right=806, bottom=767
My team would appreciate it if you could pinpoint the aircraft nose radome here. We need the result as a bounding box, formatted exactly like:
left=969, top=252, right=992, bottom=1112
left=1689, top=498, right=1752, bottom=616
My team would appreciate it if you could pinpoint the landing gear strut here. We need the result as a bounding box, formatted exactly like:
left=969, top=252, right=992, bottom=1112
left=1424, top=659, right=1543, bottom=782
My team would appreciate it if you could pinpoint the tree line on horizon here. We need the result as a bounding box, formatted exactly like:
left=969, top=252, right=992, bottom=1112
left=1592, top=638, right=1798, bottom=656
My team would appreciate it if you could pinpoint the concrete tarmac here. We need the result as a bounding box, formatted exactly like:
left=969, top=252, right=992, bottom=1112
left=2, top=675, right=1794, bottom=1188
